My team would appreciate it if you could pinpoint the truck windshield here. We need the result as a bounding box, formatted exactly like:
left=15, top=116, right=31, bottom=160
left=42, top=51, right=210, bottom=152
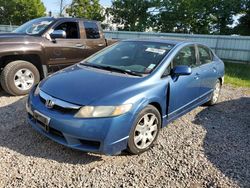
left=83, top=41, right=174, bottom=74
left=14, top=17, right=55, bottom=35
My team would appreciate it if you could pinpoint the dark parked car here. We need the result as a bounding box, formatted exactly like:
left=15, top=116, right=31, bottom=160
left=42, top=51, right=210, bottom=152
left=0, top=17, right=116, bottom=95
left=26, top=39, right=224, bottom=155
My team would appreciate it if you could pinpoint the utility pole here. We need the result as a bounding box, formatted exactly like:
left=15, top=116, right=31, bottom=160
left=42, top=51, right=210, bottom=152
left=60, top=0, right=63, bottom=17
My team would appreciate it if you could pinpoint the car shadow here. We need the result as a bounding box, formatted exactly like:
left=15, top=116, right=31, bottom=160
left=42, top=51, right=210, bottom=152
left=193, top=97, right=250, bottom=187
left=0, top=96, right=102, bottom=165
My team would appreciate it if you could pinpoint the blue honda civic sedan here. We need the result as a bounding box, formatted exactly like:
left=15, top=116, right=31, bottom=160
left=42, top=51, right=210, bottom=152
left=26, top=39, right=224, bottom=155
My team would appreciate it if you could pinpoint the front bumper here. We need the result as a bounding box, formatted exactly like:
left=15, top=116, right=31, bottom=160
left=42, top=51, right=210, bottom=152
left=26, top=90, right=135, bottom=155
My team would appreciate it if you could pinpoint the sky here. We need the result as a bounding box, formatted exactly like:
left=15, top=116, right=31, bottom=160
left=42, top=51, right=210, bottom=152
left=42, top=0, right=112, bottom=15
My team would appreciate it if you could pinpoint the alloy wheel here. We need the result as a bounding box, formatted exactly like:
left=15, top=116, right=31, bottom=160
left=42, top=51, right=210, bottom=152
left=14, top=68, right=35, bottom=91
left=134, top=113, right=159, bottom=149
left=212, top=81, right=221, bottom=103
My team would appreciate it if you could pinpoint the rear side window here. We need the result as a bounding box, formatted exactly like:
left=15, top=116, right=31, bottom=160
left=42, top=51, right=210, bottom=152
left=198, top=46, right=213, bottom=64
left=173, top=45, right=197, bottom=67
left=83, top=21, right=100, bottom=39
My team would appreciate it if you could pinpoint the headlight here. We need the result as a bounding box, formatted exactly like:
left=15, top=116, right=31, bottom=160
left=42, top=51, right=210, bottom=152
left=34, top=84, right=40, bottom=95
left=74, top=104, right=132, bottom=118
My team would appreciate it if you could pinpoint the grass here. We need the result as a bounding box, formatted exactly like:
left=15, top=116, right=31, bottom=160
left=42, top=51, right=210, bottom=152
left=224, top=62, right=250, bottom=88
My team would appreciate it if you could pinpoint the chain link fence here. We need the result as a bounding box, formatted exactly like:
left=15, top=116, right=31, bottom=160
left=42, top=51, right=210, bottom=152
left=105, top=31, right=250, bottom=63
left=0, top=25, right=18, bottom=32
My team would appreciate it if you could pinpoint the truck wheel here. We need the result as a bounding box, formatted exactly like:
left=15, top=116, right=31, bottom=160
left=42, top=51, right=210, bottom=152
left=127, top=105, right=161, bottom=155
left=0, top=60, right=40, bottom=96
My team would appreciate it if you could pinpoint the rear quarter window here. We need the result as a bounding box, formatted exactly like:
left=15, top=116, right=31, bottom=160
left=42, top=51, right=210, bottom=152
left=83, top=21, right=100, bottom=39
left=198, top=46, right=213, bottom=64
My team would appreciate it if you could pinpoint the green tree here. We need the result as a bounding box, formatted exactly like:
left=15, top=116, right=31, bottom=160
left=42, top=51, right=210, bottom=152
left=0, top=0, right=46, bottom=25
left=151, top=0, right=213, bottom=34
left=152, top=0, right=242, bottom=35
left=209, top=0, right=242, bottom=35
left=235, top=14, right=250, bottom=36
left=66, top=0, right=104, bottom=21
left=234, top=0, right=250, bottom=36
left=109, top=0, right=155, bottom=31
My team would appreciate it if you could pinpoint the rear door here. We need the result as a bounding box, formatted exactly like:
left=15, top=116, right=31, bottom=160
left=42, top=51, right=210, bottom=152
left=167, top=45, right=201, bottom=120
left=82, top=21, right=107, bottom=57
left=197, top=45, right=218, bottom=96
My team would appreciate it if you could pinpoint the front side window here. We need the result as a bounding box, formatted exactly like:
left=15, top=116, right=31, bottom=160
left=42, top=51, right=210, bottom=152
left=83, top=41, right=174, bottom=74
left=173, top=46, right=196, bottom=67
left=83, top=21, right=100, bottom=39
left=54, top=22, right=79, bottom=39
left=198, top=46, right=213, bottom=64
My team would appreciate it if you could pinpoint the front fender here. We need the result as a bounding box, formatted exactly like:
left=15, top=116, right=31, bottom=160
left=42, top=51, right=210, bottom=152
left=0, top=42, right=45, bottom=64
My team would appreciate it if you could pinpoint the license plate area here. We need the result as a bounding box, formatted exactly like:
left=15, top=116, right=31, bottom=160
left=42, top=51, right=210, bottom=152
left=33, top=110, right=51, bottom=132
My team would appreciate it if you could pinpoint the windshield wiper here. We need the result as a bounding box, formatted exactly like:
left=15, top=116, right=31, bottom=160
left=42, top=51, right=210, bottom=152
left=80, top=63, right=143, bottom=77
left=80, top=63, right=105, bottom=69
left=101, top=66, right=143, bottom=77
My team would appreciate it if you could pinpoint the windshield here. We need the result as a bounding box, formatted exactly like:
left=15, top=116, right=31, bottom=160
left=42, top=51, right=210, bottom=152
left=14, top=17, right=55, bottom=35
left=83, top=41, right=174, bottom=74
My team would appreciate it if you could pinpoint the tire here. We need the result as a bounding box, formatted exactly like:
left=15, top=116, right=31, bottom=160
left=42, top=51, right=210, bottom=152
left=127, top=105, right=161, bottom=155
left=205, top=79, right=221, bottom=106
left=0, top=60, right=40, bottom=96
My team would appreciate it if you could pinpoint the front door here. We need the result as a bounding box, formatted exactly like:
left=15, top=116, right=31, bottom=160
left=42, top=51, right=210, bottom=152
left=45, top=21, right=86, bottom=69
left=168, top=45, right=201, bottom=120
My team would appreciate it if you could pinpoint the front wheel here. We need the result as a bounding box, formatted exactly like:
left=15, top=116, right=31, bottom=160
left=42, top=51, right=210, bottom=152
left=0, top=60, right=40, bottom=96
left=127, top=105, right=161, bottom=155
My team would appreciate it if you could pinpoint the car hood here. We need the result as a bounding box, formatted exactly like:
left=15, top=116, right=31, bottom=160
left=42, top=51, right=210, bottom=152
left=0, top=33, right=40, bottom=43
left=40, top=64, right=144, bottom=106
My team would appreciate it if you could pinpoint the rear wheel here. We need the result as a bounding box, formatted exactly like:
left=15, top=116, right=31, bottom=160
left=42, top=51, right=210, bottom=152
left=0, top=60, right=40, bottom=96
left=127, top=105, right=161, bottom=155
left=205, top=79, right=221, bottom=106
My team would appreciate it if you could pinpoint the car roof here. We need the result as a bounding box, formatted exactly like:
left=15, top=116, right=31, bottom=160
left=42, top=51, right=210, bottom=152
left=51, top=17, right=98, bottom=22
left=123, top=38, right=189, bottom=45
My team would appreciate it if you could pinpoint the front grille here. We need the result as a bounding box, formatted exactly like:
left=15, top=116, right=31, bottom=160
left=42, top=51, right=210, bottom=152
left=39, top=96, right=78, bottom=114
left=53, top=105, right=78, bottom=114
left=40, top=96, right=46, bottom=103
left=39, top=90, right=81, bottom=114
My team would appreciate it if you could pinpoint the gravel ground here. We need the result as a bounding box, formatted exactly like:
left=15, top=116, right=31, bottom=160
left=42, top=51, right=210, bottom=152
left=0, top=85, right=249, bottom=188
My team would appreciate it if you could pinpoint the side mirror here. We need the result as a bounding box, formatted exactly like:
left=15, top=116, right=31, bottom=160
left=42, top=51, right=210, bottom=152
left=172, top=65, right=192, bottom=76
left=50, top=30, right=66, bottom=39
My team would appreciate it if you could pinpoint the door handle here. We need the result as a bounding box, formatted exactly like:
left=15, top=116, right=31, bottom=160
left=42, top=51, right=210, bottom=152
left=213, top=67, right=217, bottom=73
left=98, top=43, right=105, bottom=47
left=194, top=73, right=200, bottom=80
left=75, top=43, right=84, bottom=48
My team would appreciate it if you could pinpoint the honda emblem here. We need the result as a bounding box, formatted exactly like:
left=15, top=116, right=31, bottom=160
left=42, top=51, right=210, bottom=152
left=45, top=99, right=54, bottom=109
